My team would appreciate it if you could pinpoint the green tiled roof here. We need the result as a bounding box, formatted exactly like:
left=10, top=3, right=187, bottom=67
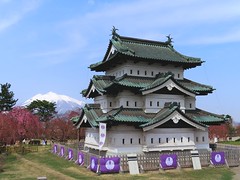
left=139, top=106, right=177, bottom=127
left=178, top=79, right=214, bottom=94
left=185, top=108, right=228, bottom=124
left=97, top=107, right=153, bottom=123
left=111, top=36, right=201, bottom=63
left=82, top=75, right=114, bottom=97
left=82, top=74, right=214, bottom=98
left=113, top=75, right=153, bottom=88
left=80, top=104, right=103, bottom=127
left=90, top=33, right=203, bottom=71
left=77, top=103, right=227, bottom=129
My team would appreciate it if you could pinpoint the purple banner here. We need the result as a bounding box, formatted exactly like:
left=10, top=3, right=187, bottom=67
left=100, top=157, right=120, bottom=173
left=60, top=146, right=65, bottom=157
left=160, top=154, right=178, bottom=169
left=68, top=148, right=73, bottom=160
left=90, top=156, right=98, bottom=172
left=53, top=144, right=58, bottom=154
left=78, top=152, right=84, bottom=165
left=211, top=152, right=225, bottom=165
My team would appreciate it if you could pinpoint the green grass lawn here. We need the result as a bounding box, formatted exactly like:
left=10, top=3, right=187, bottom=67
left=219, top=141, right=240, bottom=145
left=0, top=146, right=235, bottom=180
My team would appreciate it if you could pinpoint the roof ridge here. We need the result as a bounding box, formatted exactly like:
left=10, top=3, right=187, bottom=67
left=118, top=35, right=169, bottom=47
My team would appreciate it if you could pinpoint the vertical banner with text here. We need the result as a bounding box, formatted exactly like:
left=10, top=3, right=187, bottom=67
left=99, top=123, right=106, bottom=149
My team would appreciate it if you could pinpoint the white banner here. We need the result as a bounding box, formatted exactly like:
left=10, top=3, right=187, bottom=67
left=99, top=123, right=106, bottom=149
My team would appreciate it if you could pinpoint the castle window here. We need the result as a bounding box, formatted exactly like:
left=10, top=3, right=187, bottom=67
left=130, top=138, right=133, bottom=144
left=150, top=101, right=152, bottom=107
left=202, top=136, right=205, bottom=142
left=135, top=101, right=137, bottom=107
left=139, top=138, right=141, bottom=144
left=151, top=138, right=153, bottom=144
left=122, top=139, right=125, bottom=144
left=157, top=101, right=160, bottom=107
left=181, top=137, right=183, bottom=142
left=130, top=70, right=133, bottom=74
left=137, top=70, right=140, bottom=75
left=159, top=138, right=161, bottom=143
left=151, top=71, right=154, bottom=76
left=196, top=137, right=198, bottom=142
left=109, top=102, right=112, bottom=107
left=188, top=137, right=190, bottom=142
left=126, top=101, right=129, bottom=106
left=145, top=71, right=147, bottom=75
left=190, top=103, right=192, bottom=108
left=173, top=138, right=176, bottom=143
left=166, top=138, right=169, bottom=143
left=178, top=74, right=180, bottom=78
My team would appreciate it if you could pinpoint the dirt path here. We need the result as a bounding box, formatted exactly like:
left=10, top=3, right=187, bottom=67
left=14, top=154, right=76, bottom=180
left=231, top=166, right=240, bottom=180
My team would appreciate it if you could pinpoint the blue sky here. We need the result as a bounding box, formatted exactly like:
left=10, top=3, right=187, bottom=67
left=1, top=0, right=240, bottom=122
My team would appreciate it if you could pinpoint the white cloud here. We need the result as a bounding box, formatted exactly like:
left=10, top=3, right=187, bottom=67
left=20, top=0, right=240, bottom=65
left=63, top=1, right=240, bottom=40
left=187, top=29, right=240, bottom=45
left=0, top=0, right=41, bottom=32
left=27, top=31, right=87, bottom=65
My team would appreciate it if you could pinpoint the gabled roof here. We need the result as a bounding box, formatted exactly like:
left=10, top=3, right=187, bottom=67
left=75, top=103, right=227, bottom=130
left=83, top=75, right=114, bottom=98
left=82, top=74, right=214, bottom=98
left=140, top=106, right=207, bottom=131
left=90, top=31, right=203, bottom=71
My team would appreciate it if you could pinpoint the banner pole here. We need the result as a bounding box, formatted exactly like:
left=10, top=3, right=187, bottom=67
left=97, top=147, right=101, bottom=175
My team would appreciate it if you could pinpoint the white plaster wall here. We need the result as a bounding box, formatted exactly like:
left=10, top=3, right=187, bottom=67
left=194, top=129, right=210, bottom=149
left=84, top=128, right=99, bottom=149
left=117, top=90, right=143, bottom=108
left=106, top=125, right=143, bottom=154
left=94, top=95, right=107, bottom=113
left=144, top=94, right=185, bottom=113
left=105, top=61, right=184, bottom=79
left=94, top=90, right=196, bottom=113
left=185, top=96, right=196, bottom=110
left=144, top=128, right=195, bottom=146
left=84, top=126, right=210, bottom=154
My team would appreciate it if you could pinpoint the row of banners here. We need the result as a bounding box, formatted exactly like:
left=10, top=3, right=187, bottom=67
left=53, top=144, right=226, bottom=173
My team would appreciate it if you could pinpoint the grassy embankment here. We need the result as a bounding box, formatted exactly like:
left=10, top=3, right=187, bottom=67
left=0, top=145, right=235, bottom=180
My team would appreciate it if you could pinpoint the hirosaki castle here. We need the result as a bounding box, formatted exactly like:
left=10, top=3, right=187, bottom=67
left=73, top=28, right=229, bottom=155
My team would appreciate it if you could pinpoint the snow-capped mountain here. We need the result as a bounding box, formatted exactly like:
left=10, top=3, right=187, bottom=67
left=22, top=92, right=85, bottom=114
